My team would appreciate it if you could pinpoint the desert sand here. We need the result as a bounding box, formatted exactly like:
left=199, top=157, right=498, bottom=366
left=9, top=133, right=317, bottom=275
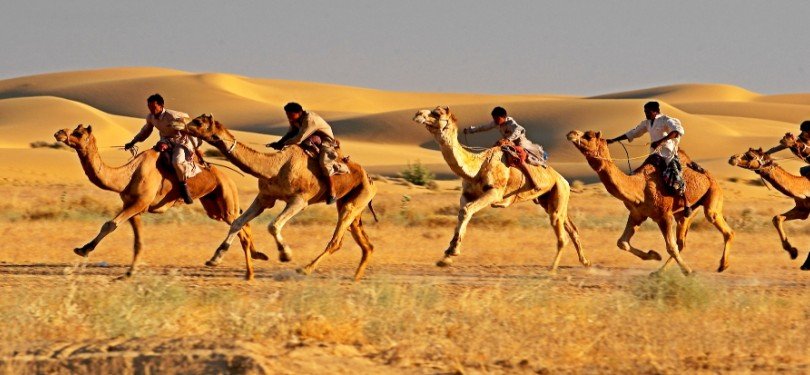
left=1, top=67, right=809, bottom=373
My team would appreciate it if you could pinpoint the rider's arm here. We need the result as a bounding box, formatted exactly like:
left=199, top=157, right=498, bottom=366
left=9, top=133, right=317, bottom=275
left=607, top=134, right=628, bottom=144
left=130, top=123, right=154, bottom=144
left=651, top=131, right=681, bottom=149
left=764, top=144, right=787, bottom=155
left=466, top=121, right=497, bottom=134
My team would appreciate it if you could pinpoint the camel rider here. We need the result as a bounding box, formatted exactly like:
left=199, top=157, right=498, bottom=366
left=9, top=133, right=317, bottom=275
left=607, top=101, right=692, bottom=215
left=266, top=102, right=349, bottom=205
left=765, top=120, right=810, bottom=177
left=124, top=93, right=199, bottom=204
left=463, top=106, right=548, bottom=167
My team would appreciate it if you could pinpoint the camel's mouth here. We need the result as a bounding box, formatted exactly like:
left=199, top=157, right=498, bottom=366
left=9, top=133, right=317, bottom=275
left=728, top=155, right=742, bottom=166
left=54, top=129, right=69, bottom=143
left=566, top=130, right=583, bottom=143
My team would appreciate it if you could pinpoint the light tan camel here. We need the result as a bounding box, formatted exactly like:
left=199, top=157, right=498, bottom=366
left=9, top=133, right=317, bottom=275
left=411, top=107, right=589, bottom=271
left=567, top=130, right=734, bottom=275
left=728, top=141, right=810, bottom=270
left=54, top=124, right=267, bottom=279
left=183, top=114, right=378, bottom=281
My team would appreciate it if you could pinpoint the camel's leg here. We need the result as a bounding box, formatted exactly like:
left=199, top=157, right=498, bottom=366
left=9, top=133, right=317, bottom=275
left=438, top=190, right=501, bottom=267
left=206, top=197, right=266, bottom=280
left=348, top=217, right=375, bottom=281
left=704, top=194, right=735, bottom=272
left=659, top=214, right=692, bottom=272
left=653, top=215, right=693, bottom=276
left=617, top=215, right=662, bottom=261
left=125, top=215, right=143, bottom=277
left=203, top=192, right=270, bottom=263
left=298, top=195, right=369, bottom=278
left=772, top=206, right=808, bottom=260
left=564, top=216, right=590, bottom=267
left=536, top=195, right=589, bottom=268
left=268, top=196, right=308, bottom=262
left=74, top=201, right=149, bottom=257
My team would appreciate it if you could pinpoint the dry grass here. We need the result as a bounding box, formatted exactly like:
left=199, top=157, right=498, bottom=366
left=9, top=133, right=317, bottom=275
left=0, top=269, right=806, bottom=372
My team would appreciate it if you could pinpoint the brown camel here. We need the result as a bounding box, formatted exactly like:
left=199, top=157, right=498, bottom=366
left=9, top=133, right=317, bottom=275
left=411, top=107, right=590, bottom=271
left=54, top=124, right=267, bottom=279
left=567, top=130, right=734, bottom=275
left=183, top=114, right=377, bottom=281
left=728, top=141, right=810, bottom=270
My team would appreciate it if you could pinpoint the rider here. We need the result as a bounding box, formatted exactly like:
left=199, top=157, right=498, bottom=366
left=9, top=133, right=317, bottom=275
left=266, top=102, right=349, bottom=204
left=124, top=93, right=198, bottom=204
left=462, top=106, right=547, bottom=167
left=606, top=101, right=691, bottom=215
left=765, top=120, right=810, bottom=177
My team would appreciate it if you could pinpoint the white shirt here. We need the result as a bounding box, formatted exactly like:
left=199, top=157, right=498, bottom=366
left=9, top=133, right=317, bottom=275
left=624, top=114, right=684, bottom=161
left=133, top=108, right=190, bottom=142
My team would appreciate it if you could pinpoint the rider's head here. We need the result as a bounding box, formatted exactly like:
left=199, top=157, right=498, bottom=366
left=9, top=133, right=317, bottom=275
left=284, top=102, right=304, bottom=123
left=643, top=101, right=660, bottom=121
left=800, top=120, right=810, bottom=140
left=491, top=106, right=508, bottom=125
left=147, top=93, right=164, bottom=116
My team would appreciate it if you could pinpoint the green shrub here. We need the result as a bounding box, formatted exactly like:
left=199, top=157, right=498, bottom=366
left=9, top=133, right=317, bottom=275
left=400, top=160, right=434, bottom=186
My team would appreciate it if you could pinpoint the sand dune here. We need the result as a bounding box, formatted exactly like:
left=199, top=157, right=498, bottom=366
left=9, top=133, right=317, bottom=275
left=0, top=96, right=142, bottom=148
left=1, top=67, right=808, bottom=184
left=590, top=83, right=760, bottom=103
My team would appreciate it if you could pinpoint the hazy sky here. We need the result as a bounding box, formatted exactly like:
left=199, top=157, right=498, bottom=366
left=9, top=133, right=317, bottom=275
left=1, top=1, right=808, bottom=95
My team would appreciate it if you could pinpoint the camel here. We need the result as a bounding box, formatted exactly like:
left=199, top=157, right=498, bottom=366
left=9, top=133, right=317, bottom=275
left=567, top=130, right=734, bottom=275
left=728, top=141, right=810, bottom=270
left=54, top=124, right=267, bottom=279
left=411, top=106, right=590, bottom=271
left=183, top=114, right=377, bottom=281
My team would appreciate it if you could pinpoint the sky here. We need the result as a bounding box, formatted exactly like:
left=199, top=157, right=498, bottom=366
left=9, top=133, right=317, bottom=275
left=1, top=1, right=808, bottom=95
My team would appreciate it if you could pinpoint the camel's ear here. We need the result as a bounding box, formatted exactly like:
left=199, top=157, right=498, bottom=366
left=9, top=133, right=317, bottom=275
left=757, top=147, right=763, bottom=153
left=443, top=106, right=450, bottom=114
left=86, top=125, right=93, bottom=133
left=595, top=131, right=602, bottom=139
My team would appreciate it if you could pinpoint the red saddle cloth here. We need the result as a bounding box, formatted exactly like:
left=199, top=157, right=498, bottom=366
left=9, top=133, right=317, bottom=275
left=497, top=141, right=528, bottom=168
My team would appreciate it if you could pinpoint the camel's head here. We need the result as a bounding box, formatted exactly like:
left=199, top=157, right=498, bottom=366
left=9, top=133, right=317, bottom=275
left=412, top=106, right=458, bottom=136
left=780, top=132, right=798, bottom=148
left=728, top=147, right=773, bottom=170
left=54, top=124, right=94, bottom=150
left=567, top=130, right=606, bottom=157
left=186, top=114, right=232, bottom=144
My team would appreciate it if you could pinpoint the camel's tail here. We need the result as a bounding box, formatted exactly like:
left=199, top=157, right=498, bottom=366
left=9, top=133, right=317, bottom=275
left=367, top=200, right=379, bottom=222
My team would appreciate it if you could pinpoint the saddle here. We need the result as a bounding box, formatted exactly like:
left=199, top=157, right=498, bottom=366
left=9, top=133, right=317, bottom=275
left=300, top=133, right=344, bottom=159
left=154, top=140, right=209, bottom=178
left=497, top=140, right=529, bottom=168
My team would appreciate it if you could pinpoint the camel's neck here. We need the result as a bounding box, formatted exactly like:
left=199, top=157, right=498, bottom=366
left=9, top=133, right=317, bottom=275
left=584, top=150, right=644, bottom=203
left=216, top=140, right=291, bottom=179
left=758, top=165, right=810, bottom=199
left=434, top=125, right=487, bottom=180
left=75, top=140, right=133, bottom=192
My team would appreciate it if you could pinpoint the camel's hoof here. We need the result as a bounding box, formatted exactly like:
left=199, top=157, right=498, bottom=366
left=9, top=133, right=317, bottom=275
left=73, top=247, right=90, bottom=257
left=800, top=258, right=810, bottom=270
left=296, top=267, right=311, bottom=276
left=278, top=251, right=292, bottom=263
left=205, top=259, right=220, bottom=267
left=581, top=259, right=592, bottom=267
left=251, top=251, right=270, bottom=261
left=648, top=270, right=662, bottom=278
left=788, top=247, right=799, bottom=260
left=436, top=258, right=453, bottom=267
left=717, top=263, right=729, bottom=273
left=647, top=250, right=663, bottom=261
left=244, top=273, right=254, bottom=281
